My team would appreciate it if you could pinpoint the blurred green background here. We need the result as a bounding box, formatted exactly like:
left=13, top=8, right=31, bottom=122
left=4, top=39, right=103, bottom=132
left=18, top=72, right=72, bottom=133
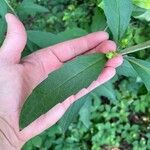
left=1, top=0, right=150, bottom=150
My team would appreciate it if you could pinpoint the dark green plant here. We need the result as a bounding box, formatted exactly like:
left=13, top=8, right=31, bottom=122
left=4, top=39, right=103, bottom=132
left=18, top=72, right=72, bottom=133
left=0, top=1, right=150, bottom=146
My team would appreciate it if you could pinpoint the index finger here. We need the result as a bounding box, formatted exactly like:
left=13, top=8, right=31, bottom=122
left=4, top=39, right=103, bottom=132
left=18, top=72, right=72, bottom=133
left=24, top=31, right=109, bottom=64
left=49, top=31, right=109, bottom=62
left=22, top=31, right=109, bottom=91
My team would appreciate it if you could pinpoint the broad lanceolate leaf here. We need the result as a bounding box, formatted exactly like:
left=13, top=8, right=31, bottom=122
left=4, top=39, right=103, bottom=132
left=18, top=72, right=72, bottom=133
left=91, top=8, right=106, bottom=32
left=103, top=0, right=133, bottom=42
left=117, top=58, right=138, bottom=77
left=127, top=57, right=150, bottom=91
left=27, top=28, right=87, bottom=48
left=0, top=0, right=7, bottom=17
left=20, top=53, right=106, bottom=128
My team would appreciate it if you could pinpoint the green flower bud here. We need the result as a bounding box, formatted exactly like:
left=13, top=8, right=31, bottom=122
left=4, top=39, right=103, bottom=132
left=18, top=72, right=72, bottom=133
left=106, top=52, right=118, bottom=59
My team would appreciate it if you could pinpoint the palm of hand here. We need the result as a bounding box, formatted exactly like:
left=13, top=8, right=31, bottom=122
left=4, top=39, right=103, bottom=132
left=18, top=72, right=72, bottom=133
left=0, top=14, right=123, bottom=149
left=0, top=64, right=28, bottom=149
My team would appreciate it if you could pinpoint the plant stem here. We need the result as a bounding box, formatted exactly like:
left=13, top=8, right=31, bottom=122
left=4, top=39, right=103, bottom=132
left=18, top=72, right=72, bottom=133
left=119, top=40, right=150, bottom=55
left=104, top=25, right=108, bottom=31
left=4, top=0, right=17, bottom=16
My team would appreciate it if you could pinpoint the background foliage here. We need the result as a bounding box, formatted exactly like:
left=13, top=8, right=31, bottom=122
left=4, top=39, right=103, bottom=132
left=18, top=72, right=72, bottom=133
left=0, top=0, right=150, bottom=150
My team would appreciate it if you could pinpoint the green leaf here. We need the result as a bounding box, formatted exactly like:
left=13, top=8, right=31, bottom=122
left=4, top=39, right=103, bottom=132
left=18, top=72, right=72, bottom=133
left=91, top=8, right=106, bottom=32
left=53, top=28, right=88, bottom=45
left=27, top=28, right=87, bottom=48
left=127, top=57, right=150, bottom=91
left=20, top=53, right=106, bottom=128
left=117, top=58, right=138, bottom=77
left=18, top=1, right=49, bottom=15
left=103, top=0, right=133, bottom=42
left=27, top=31, right=55, bottom=48
left=59, top=94, right=91, bottom=132
left=0, top=0, right=7, bottom=17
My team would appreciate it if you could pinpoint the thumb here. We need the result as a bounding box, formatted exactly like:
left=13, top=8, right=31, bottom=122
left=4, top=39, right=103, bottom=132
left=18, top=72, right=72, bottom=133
left=0, top=13, right=27, bottom=64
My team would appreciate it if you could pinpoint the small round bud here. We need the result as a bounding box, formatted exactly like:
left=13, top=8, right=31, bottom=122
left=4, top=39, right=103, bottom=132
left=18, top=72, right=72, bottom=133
left=106, top=52, right=118, bottom=59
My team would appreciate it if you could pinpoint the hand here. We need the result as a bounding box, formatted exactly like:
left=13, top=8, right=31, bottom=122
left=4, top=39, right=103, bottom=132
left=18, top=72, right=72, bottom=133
left=0, top=14, right=123, bottom=149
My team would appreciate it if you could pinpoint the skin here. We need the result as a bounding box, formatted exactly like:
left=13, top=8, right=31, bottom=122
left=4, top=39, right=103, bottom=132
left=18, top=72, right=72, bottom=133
left=0, top=13, right=123, bottom=150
